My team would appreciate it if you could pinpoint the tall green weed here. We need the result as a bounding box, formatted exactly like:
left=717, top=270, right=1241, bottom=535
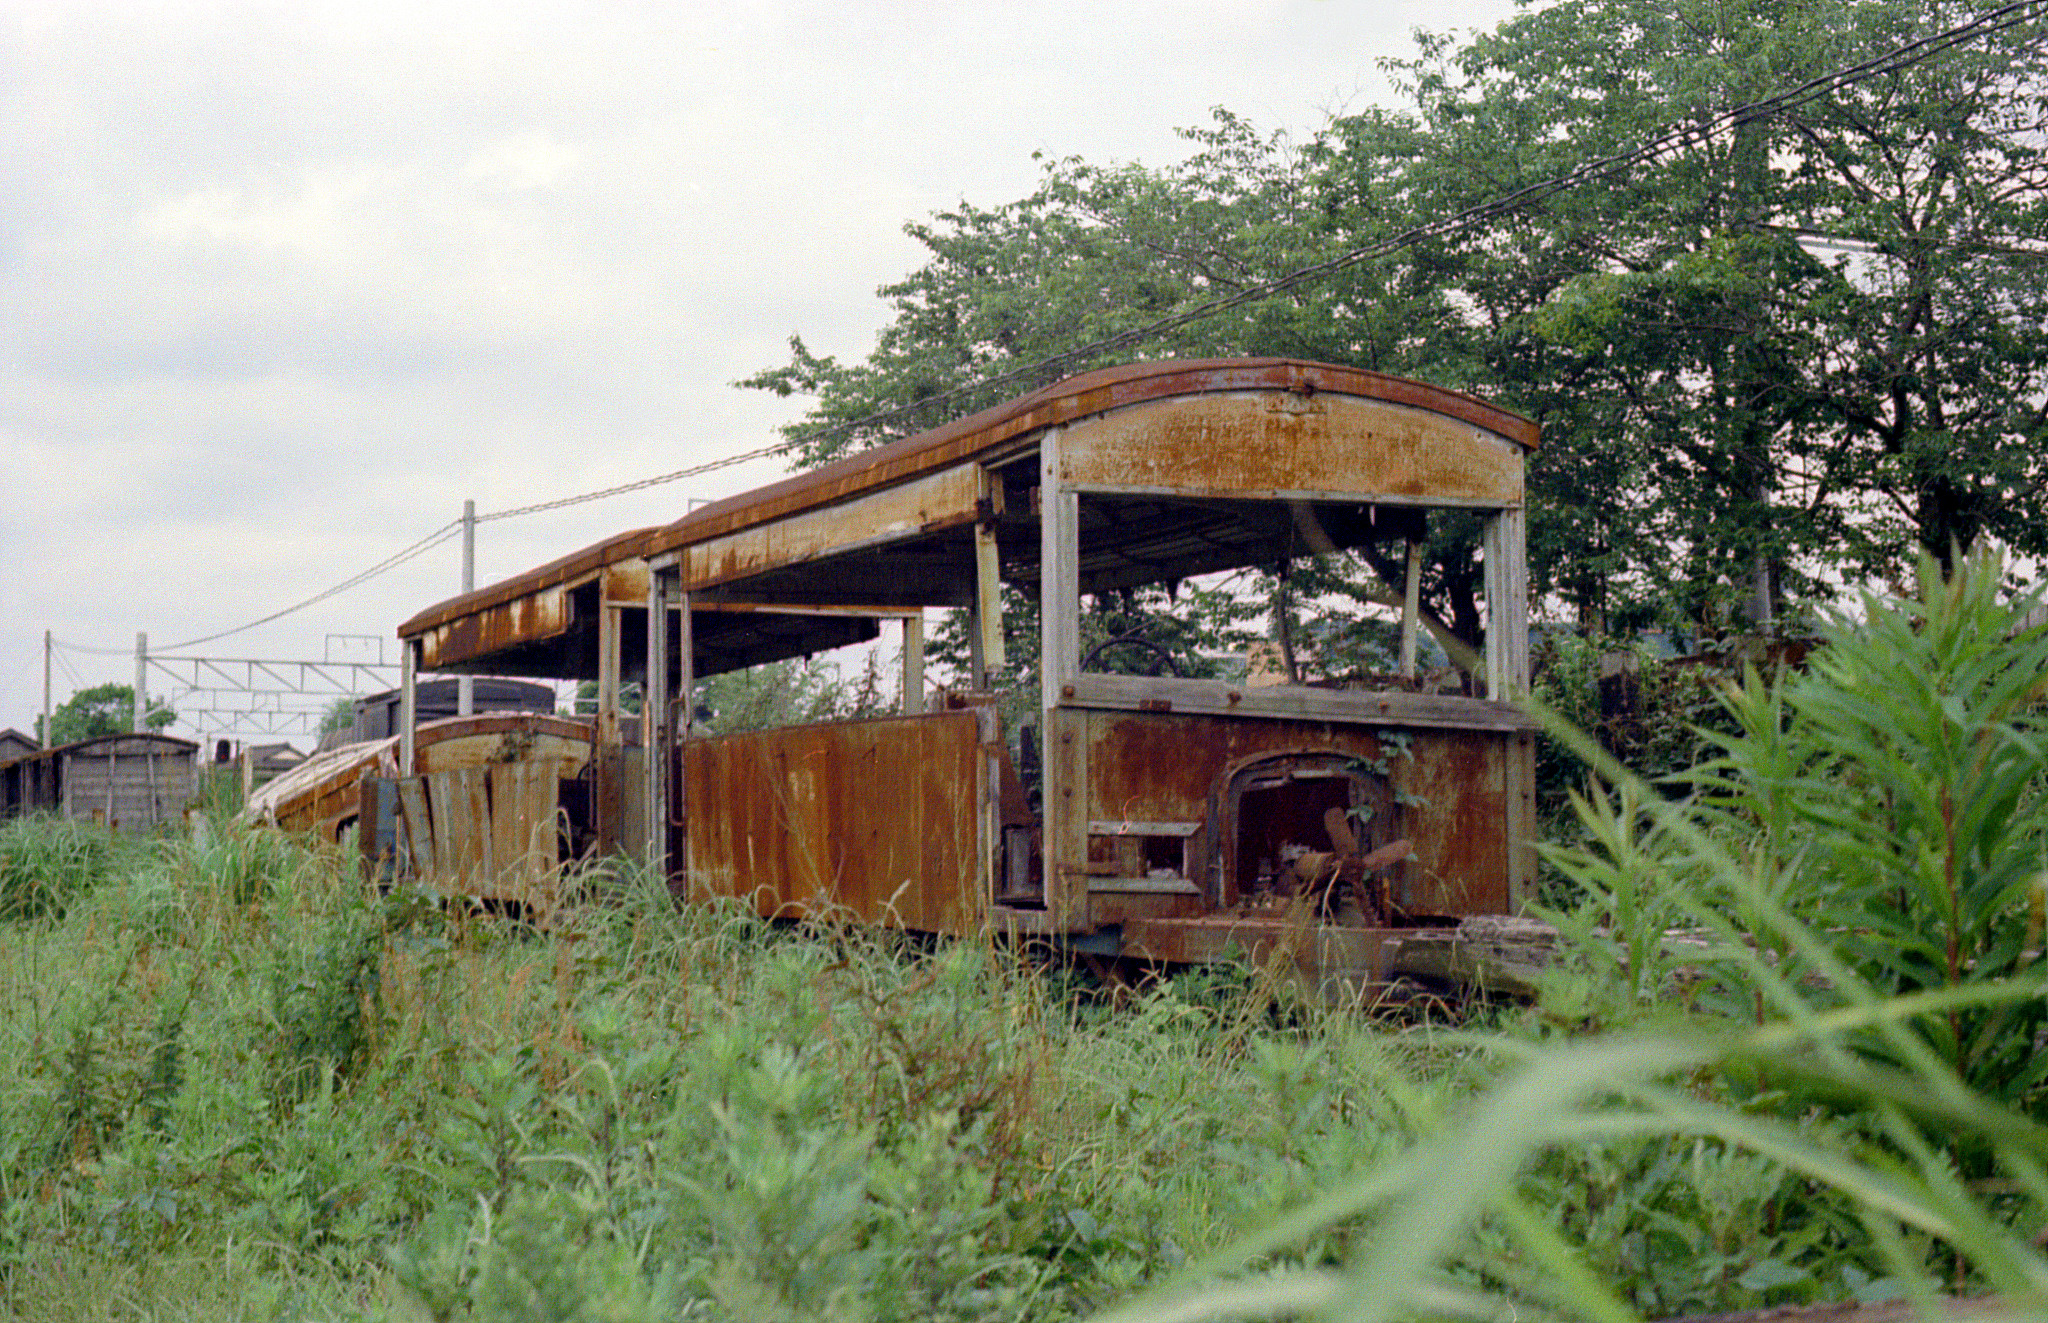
left=1095, top=554, right=2048, bottom=1321
left=0, top=815, right=135, bottom=923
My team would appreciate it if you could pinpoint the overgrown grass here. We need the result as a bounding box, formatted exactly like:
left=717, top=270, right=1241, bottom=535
left=4, top=554, right=2048, bottom=1320
left=0, top=819, right=1472, bottom=1320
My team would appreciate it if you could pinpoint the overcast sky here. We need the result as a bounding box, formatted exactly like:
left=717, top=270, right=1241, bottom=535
left=0, top=0, right=1520, bottom=739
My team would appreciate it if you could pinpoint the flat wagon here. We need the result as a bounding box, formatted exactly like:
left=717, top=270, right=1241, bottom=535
left=388, top=359, right=1541, bottom=988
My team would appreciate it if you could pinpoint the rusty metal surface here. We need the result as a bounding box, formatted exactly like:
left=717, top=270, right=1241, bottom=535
left=415, top=581, right=575, bottom=671
left=1056, top=390, right=1524, bottom=507
left=681, top=464, right=984, bottom=593
left=639, top=359, right=1536, bottom=563
left=1124, top=913, right=1439, bottom=991
left=400, top=527, right=649, bottom=643
left=1057, top=710, right=1513, bottom=929
left=681, top=708, right=990, bottom=935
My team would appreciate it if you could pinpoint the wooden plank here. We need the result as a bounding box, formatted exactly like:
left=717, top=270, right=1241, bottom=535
left=359, top=778, right=399, bottom=884
left=1088, top=819, right=1200, bottom=837
left=1058, top=671, right=1534, bottom=732
left=1399, top=538, right=1423, bottom=679
left=674, top=588, right=693, bottom=892
left=680, top=465, right=983, bottom=593
left=1505, top=730, right=1538, bottom=912
left=488, top=762, right=557, bottom=907
left=900, top=614, right=924, bottom=715
left=1088, top=876, right=1201, bottom=895
left=425, top=768, right=490, bottom=890
left=1481, top=507, right=1529, bottom=702
left=458, top=767, right=491, bottom=890
left=643, top=564, right=670, bottom=878
left=973, top=499, right=1005, bottom=684
left=399, top=640, right=417, bottom=774
left=1045, top=705, right=1090, bottom=930
left=396, top=776, right=434, bottom=877
left=595, top=603, right=622, bottom=856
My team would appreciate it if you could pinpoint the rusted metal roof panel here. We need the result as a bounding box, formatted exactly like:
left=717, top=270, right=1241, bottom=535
left=398, top=526, right=651, bottom=643
left=680, top=464, right=984, bottom=592
left=414, top=582, right=574, bottom=671
left=1056, top=390, right=1524, bottom=507
left=640, top=359, right=1536, bottom=561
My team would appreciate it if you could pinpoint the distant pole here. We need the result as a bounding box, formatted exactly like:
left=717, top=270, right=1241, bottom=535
left=41, top=630, right=51, bottom=747
left=132, top=632, right=147, bottom=733
left=459, top=499, right=475, bottom=717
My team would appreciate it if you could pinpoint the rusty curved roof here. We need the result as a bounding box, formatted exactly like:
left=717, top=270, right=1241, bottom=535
left=399, top=358, right=1536, bottom=640
left=399, top=525, right=654, bottom=641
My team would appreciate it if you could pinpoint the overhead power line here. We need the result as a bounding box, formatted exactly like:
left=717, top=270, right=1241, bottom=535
left=52, top=0, right=2040, bottom=660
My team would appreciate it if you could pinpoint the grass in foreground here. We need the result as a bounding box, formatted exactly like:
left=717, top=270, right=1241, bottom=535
left=3, top=558, right=2047, bottom=1321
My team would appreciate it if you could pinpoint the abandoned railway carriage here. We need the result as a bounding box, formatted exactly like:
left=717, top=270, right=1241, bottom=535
left=0, top=732, right=199, bottom=833
left=383, top=359, right=1539, bottom=985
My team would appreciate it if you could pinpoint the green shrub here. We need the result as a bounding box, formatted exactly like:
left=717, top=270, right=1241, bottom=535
left=0, top=815, right=128, bottom=923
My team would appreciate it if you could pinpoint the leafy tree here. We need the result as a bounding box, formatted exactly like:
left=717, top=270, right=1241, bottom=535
left=692, top=656, right=894, bottom=735
left=47, top=683, right=175, bottom=745
left=745, top=0, right=2048, bottom=672
left=1357, top=0, right=2048, bottom=625
left=742, top=112, right=1494, bottom=673
left=319, top=696, right=357, bottom=737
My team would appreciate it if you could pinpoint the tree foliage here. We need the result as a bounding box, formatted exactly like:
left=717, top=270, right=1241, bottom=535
left=744, top=0, right=2048, bottom=650
left=48, top=684, right=175, bottom=745
left=1371, top=0, right=2048, bottom=625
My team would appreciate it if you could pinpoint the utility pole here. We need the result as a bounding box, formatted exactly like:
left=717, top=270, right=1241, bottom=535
left=41, top=630, right=51, bottom=748
left=132, top=633, right=147, bottom=733
left=459, top=499, right=475, bottom=717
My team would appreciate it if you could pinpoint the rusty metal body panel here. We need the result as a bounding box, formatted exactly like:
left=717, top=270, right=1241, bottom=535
left=681, top=708, right=994, bottom=935
left=1037, top=705, right=1519, bottom=931
left=1055, top=390, right=1523, bottom=507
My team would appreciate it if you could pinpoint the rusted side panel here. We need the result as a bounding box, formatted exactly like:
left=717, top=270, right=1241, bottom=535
left=1124, top=914, right=1432, bottom=996
left=1055, top=392, right=1523, bottom=507
left=602, top=559, right=649, bottom=607
left=417, top=584, right=574, bottom=671
left=416, top=724, right=592, bottom=779
left=1053, top=710, right=1512, bottom=928
left=488, top=761, right=560, bottom=910
left=680, top=710, right=987, bottom=935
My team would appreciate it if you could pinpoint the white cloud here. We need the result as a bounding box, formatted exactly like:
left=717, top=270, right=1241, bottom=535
left=0, top=0, right=1520, bottom=727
